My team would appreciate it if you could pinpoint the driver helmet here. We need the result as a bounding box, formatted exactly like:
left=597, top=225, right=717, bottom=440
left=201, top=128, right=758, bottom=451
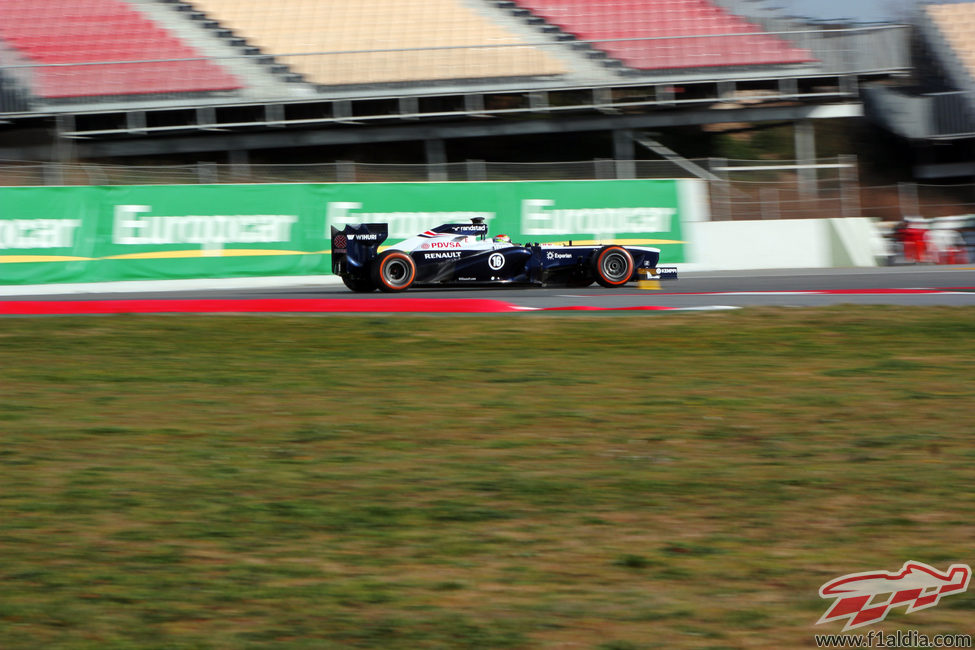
left=493, top=234, right=511, bottom=244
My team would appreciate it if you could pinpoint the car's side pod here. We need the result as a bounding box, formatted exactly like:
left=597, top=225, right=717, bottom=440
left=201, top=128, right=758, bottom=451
left=330, top=223, right=389, bottom=276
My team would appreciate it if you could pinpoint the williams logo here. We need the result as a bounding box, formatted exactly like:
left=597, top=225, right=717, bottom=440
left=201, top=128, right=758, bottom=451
left=817, top=561, right=971, bottom=631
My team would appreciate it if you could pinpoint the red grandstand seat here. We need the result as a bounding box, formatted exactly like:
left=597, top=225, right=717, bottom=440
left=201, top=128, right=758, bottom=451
left=0, top=0, right=241, bottom=98
left=510, top=0, right=815, bottom=70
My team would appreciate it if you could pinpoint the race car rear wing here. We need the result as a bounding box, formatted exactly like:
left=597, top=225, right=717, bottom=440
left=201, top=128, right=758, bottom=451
left=430, top=222, right=489, bottom=237
left=331, top=223, right=388, bottom=275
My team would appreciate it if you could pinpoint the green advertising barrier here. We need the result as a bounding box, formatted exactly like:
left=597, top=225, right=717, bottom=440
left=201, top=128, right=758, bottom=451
left=0, top=179, right=697, bottom=286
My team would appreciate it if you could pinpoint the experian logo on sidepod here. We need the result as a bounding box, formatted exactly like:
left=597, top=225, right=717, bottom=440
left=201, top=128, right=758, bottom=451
left=817, top=561, right=971, bottom=631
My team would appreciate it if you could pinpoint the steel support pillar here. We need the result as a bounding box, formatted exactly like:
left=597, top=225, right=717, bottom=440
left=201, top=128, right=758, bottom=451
left=795, top=119, right=817, bottom=198
left=426, top=138, right=447, bottom=181
left=613, top=129, right=635, bottom=179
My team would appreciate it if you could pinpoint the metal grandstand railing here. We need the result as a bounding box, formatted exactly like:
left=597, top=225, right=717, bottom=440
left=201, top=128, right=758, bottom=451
left=0, top=159, right=698, bottom=186
left=4, top=157, right=973, bottom=223
left=862, top=86, right=975, bottom=139
left=869, top=3, right=975, bottom=140
left=714, top=0, right=911, bottom=73
left=0, top=19, right=909, bottom=115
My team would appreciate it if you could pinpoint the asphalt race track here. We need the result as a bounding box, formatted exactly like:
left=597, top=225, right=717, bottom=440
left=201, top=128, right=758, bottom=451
left=2, top=265, right=974, bottom=314
left=226, top=265, right=975, bottom=310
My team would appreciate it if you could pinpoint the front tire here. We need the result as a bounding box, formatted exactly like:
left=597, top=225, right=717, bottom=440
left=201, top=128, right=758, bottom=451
left=593, top=246, right=634, bottom=288
left=372, top=250, right=416, bottom=292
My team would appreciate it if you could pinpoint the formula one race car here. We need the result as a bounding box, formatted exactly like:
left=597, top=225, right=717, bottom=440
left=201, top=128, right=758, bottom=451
left=330, top=218, right=678, bottom=292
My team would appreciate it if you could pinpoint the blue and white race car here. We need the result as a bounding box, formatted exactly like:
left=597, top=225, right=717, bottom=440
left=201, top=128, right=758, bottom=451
left=330, top=218, right=677, bottom=292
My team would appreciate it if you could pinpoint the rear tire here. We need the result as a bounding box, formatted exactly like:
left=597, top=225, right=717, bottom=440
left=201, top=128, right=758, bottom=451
left=342, top=275, right=376, bottom=292
left=593, top=246, right=634, bottom=288
left=372, top=250, right=416, bottom=292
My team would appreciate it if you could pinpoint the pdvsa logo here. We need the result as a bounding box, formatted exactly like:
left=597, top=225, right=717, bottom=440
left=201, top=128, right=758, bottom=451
left=817, top=561, right=971, bottom=631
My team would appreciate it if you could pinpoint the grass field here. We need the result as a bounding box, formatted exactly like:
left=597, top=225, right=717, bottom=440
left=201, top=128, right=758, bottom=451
left=1, top=307, right=974, bottom=649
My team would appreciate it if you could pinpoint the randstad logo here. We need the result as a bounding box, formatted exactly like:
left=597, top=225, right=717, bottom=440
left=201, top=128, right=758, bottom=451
left=817, top=561, right=971, bottom=631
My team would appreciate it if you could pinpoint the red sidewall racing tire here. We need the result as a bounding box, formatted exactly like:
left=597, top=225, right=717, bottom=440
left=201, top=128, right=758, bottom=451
left=593, top=246, right=634, bottom=288
left=372, top=250, right=417, bottom=292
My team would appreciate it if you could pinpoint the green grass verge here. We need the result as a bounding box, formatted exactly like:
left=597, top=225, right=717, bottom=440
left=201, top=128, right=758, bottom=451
left=1, top=307, right=974, bottom=649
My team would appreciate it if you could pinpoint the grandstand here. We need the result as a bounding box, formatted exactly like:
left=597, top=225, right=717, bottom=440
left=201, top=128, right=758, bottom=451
left=184, top=0, right=567, bottom=86
left=0, top=0, right=241, bottom=99
left=863, top=1, right=975, bottom=178
left=504, top=0, right=814, bottom=71
left=0, top=0, right=908, bottom=170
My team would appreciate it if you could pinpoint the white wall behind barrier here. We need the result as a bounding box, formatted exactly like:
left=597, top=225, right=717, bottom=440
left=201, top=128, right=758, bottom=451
left=686, top=218, right=881, bottom=270
left=829, top=217, right=885, bottom=267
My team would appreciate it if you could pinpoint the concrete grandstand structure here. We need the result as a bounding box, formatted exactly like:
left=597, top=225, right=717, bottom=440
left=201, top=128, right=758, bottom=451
left=0, top=0, right=909, bottom=174
left=863, top=0, right=975, bottom=179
